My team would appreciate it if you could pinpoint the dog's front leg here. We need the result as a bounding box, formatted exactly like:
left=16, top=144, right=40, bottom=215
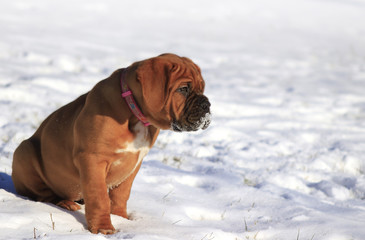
left=109, top=162, right=142, bottom=219
left=79, top=159, right=115, bottom=234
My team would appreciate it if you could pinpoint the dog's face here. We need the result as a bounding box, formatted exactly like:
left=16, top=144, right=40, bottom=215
left=132, top=53, right=211, bottom=132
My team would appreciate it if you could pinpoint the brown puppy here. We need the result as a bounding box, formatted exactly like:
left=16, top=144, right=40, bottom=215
left=12, top=53, right=211, bottom=234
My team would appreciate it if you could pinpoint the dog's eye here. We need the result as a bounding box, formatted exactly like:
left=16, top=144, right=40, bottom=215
left=177, top=85, right=190, bottom=97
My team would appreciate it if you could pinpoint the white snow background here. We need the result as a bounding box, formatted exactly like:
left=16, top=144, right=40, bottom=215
left=1, top=0, right=365, bottom=239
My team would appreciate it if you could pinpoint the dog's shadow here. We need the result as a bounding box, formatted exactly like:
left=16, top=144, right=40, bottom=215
left=0, top=172, right=16, bottom=194
left=0, top=171, right=87, bottom=230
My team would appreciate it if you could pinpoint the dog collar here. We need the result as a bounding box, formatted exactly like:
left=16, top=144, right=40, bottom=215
left=120, top=68, right=151, bottom=127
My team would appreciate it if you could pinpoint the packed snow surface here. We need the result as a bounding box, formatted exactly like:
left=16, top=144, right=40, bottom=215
left=1, top=0, right=365, bottom=239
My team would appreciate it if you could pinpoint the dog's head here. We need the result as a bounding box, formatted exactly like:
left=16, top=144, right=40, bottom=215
left=128, top=53, right=211, bottom=132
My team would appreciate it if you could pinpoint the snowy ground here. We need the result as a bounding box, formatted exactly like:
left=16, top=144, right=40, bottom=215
left=1, top=0, right=365, bottom=239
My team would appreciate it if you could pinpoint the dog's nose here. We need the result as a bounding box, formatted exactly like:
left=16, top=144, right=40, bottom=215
left=201, top=100, right=211, bottom=112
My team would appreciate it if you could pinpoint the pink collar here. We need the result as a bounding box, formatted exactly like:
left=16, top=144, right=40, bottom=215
left=120, top=68, right=151, bottom=127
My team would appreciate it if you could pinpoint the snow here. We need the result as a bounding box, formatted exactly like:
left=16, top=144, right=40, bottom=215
left=1, top=0, right=365, bottom=239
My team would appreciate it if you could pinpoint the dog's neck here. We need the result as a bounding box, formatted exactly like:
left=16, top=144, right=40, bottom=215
left=120, top=68, right=151, bottom=127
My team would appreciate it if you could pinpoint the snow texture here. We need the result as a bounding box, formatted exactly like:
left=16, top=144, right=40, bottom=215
left=1, top=0, right=365, bottom=239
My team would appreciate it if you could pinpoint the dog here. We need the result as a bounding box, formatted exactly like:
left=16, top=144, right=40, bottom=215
left=12, top=53, right=211, bottom=234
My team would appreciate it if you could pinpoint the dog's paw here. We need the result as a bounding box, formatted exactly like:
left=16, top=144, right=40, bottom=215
left=89, top=225, right=116, bottom=235
left=56, top=200, right=81, bottom=211
left=98, top=228, right=117, bottom=235
left=88, top=215, right=116, bottom=235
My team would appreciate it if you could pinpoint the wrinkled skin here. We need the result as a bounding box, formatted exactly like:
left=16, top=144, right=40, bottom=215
left=132, top=53, right=211, bottom=131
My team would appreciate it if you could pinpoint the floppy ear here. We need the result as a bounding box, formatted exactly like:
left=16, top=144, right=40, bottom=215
left=135, top=57, right=172, bottom=114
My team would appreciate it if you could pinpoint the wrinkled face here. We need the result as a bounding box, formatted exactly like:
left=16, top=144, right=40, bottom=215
left=171, top=84, right=211, bottom=132
left=134, top=53, right=211, bottom=132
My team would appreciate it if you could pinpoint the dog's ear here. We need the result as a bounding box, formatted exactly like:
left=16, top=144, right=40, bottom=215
left=135, top=57, right=172, bottom=114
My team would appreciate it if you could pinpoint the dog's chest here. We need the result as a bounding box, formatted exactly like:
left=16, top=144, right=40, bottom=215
left=107, top=122, right=150, bottom=189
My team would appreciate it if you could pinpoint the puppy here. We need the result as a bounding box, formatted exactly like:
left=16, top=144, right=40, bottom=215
left=12, top=53, right=211, bottom=234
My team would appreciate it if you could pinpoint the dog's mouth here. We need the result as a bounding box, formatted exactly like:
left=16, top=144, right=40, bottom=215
left=172, top=112, right=211, bottom=132
left=171, top=95, right=211, bottom=132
